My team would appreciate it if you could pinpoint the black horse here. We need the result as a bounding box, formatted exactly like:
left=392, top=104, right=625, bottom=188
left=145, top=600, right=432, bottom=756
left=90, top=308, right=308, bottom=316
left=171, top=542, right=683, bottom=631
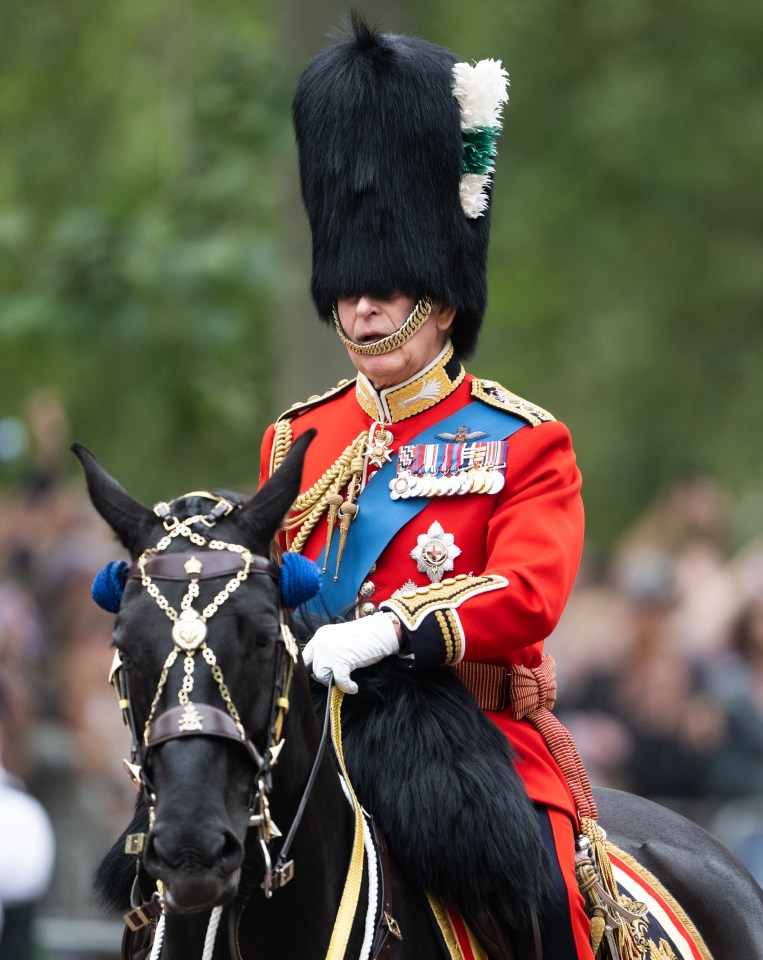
left=74, top=437, right=763, bottom=960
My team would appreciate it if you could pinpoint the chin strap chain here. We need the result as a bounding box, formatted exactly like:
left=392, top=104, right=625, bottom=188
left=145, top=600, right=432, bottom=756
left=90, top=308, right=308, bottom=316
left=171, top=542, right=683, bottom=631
left=332, top=297, right=433, bottom=357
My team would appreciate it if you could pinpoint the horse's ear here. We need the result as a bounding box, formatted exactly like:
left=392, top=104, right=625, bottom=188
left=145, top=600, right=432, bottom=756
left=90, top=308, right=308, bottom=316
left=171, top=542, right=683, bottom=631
left=71, top=443, right=156, bottom=556
left=237, top=429, right=316, bottom=552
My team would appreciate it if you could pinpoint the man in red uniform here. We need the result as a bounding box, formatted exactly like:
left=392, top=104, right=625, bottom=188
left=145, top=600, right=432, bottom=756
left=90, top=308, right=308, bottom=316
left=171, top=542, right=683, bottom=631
left=260, top=15, right=597, bottom=960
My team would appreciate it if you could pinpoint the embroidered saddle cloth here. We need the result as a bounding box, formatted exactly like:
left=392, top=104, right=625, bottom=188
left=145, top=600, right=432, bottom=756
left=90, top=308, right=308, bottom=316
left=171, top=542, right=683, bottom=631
left=427, top=847, right=713, bottom=960
left=606, top=846, right=712, bottom=960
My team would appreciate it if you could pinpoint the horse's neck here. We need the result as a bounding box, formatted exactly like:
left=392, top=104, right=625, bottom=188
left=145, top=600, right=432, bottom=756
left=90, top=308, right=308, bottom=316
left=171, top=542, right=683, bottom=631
left=270, top=673, right=354, bottom=863
left=232, top=676, right=360, bottom=957
left=162, top=912, right=219, bottom=960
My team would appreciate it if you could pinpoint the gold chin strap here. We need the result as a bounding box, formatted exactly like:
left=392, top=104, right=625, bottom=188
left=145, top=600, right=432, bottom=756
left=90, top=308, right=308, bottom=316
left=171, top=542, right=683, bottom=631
left=332, top=297, right=433, bottom=356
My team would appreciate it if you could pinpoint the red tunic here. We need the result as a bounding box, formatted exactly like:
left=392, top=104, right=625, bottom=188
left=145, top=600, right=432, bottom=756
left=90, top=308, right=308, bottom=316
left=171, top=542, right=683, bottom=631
left=258, top=351, right=584, bottom=820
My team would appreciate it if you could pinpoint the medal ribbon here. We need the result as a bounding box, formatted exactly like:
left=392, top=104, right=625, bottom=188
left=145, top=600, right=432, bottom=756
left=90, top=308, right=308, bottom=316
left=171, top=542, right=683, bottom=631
left=309, top=403, right=527, bottom=619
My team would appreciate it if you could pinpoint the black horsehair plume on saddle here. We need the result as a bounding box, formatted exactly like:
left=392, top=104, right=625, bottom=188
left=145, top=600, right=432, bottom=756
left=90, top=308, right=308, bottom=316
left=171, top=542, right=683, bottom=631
left=322, top=658, right=550, bottom=932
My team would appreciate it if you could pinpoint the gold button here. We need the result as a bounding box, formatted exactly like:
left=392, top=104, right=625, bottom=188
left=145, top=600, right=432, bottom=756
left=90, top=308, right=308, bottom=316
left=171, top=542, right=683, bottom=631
left=360, top=602, right=377, bottom=616
left=359, top=580, right=376, bottom=598
left=368, top=563, right=377, bottom=574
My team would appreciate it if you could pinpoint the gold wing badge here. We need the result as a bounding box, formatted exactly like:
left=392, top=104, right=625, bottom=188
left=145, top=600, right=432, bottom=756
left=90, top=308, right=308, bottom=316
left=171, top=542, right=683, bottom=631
left=435, top=426, right=489, bottom=441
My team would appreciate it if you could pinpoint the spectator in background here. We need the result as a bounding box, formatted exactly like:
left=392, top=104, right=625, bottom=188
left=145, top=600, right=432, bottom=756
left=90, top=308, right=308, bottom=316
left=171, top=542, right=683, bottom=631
left=699, top=597, right=763, bottom=884
left=704, top=598, right=763, bottom=796
left=556, top=550, right=726, bottom=799
left=0, top=670, right=55, bottom=959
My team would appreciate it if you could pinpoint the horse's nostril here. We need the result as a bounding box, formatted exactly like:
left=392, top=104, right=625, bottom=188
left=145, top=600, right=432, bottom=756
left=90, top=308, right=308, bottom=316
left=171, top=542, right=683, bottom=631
left=146, top=824, right=243, bottom=875
left=218, top=829, right=244, bottom=870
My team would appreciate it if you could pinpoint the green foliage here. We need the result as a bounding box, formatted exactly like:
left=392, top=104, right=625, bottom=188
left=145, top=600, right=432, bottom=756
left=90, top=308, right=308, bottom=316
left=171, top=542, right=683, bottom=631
left=2, top=0, right=761, bottom=546
left=0, top=1, right=292, bottom=498
left=416, top=0, right=763, bottom=547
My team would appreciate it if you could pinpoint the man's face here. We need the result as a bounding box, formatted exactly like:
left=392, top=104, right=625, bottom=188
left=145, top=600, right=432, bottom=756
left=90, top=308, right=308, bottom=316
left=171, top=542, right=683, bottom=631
left=336, top=294, right=455, bottom=390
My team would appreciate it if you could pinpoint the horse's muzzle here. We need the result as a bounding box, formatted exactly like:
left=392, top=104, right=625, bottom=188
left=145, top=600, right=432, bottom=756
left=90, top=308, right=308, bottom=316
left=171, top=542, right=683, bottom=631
left=143, top=823, right=244, bottom=913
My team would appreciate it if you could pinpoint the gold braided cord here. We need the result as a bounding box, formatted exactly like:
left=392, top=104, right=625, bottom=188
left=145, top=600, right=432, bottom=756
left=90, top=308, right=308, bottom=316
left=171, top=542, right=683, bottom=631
left=270, top=419, right=293, bottom=475
left=580, top=818, right=644, bottom=960
left=426, top=897, right=468, bottom=959
left=332, top=297, right=433, bottom=356
left=282, top=431, right=369, bottom=555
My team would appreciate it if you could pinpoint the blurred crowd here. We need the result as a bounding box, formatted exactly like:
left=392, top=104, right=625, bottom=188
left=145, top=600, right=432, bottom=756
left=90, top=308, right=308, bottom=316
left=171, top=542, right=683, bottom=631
left=0, top=389, right=761, bottom=955
left=550, top=472, right=763, bottom=884
left=0, top=389, right=133, bottom=955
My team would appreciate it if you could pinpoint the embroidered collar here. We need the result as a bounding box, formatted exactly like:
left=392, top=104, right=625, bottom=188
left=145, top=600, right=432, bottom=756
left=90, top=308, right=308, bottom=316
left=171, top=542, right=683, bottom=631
left=355, top=342, right=465, bottom=423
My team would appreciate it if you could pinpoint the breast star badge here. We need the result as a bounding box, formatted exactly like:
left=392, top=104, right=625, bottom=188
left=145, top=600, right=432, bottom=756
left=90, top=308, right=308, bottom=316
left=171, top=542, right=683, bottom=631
left=410, top=521, right=462, bottom=583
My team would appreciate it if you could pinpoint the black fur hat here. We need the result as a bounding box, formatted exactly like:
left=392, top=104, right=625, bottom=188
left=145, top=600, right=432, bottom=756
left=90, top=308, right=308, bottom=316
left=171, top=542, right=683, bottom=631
left=293, top=15, right=508, bottom=359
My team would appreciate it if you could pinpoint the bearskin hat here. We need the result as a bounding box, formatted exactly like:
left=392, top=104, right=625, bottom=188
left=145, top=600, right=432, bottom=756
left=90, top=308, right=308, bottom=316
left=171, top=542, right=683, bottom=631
left=292, top=14, right=508, bottom=360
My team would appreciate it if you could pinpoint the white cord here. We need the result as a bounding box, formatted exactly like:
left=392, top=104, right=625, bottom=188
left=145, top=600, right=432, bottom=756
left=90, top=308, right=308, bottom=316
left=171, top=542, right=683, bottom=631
left=202, top=905, right=223, bottom=960
left=339, top=774, right=378, bottom=960
left=145, top=903, right=221, bottom=960
left=149, top=913, right=166, bottom=960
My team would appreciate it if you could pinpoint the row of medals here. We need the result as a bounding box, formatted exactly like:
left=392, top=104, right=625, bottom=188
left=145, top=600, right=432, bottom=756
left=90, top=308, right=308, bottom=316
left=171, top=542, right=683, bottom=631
left=368, top=426, right=506, bottom=500
left=389, top=463, right=505, bottom=499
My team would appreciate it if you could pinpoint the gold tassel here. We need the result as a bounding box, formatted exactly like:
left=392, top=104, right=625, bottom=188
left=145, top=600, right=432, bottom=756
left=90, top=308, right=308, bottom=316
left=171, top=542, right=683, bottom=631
left=577, top=818, right=646, bottom=960
left=322, top=493, right=344, bottom=573
left=332, top=455, right=365, bottom=581
left=334, top=501, right=358, bottom=581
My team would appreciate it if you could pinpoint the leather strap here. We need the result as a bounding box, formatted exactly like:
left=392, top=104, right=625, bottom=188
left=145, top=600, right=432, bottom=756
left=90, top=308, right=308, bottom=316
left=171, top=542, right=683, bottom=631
left=145, top=704, right=264, bottom=767
left=370, top=819, right=402, bottom=959
left=128, top=552, right=278, bottom=581
left=121, top=922, right=153, bottom=960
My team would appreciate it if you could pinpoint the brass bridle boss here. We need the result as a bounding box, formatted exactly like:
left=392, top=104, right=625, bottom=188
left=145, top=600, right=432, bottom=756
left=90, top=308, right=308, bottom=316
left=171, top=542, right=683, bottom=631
left=110, top=492, right=307, bottom=906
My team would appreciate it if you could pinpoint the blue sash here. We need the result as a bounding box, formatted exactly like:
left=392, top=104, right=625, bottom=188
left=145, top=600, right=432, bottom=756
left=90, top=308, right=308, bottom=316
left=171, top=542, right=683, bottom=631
left=311, top=401, right=527, bottom=618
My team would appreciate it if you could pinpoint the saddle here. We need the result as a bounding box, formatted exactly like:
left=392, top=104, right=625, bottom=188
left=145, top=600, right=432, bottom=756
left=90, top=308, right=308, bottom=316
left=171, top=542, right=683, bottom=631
left=336, top=660, right=714, bottom=960
left=605, top=848, right=712, bottom=960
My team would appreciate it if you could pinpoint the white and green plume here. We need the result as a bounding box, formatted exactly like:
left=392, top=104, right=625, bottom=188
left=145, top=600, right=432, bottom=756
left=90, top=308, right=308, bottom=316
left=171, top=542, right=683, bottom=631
left=452, top=59, right=510, bottom=219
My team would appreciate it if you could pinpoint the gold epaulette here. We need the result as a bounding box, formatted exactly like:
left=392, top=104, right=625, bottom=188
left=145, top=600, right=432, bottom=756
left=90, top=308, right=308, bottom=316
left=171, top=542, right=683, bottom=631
left=275, top=378, right=356, bottom=423
left=471, top=379, right=556, bottom=427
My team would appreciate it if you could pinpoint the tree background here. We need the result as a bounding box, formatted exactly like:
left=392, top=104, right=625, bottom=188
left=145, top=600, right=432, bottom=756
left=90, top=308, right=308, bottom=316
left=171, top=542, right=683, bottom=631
left=1, top=0, right=762, bottom=552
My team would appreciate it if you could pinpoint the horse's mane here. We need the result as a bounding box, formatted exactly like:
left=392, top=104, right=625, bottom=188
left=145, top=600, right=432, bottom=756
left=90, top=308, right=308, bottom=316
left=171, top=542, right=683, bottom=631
left=94, top=797, right=150, bottom=914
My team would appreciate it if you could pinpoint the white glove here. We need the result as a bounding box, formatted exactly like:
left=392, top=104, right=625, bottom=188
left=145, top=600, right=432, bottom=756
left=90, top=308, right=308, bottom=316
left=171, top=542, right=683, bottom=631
left=302, top=613, right=400, bottom=694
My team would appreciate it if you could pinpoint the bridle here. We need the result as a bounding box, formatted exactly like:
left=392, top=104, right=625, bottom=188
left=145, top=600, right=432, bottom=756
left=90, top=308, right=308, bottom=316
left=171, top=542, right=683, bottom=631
left=111, top=492, right=330, bottom=938
left=109, top=493, right=398, bottom=960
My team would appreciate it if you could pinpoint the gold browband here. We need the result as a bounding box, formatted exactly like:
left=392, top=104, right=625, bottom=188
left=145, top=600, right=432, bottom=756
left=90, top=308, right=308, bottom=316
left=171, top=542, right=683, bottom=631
left=332, top=297, right=433, bottom=356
